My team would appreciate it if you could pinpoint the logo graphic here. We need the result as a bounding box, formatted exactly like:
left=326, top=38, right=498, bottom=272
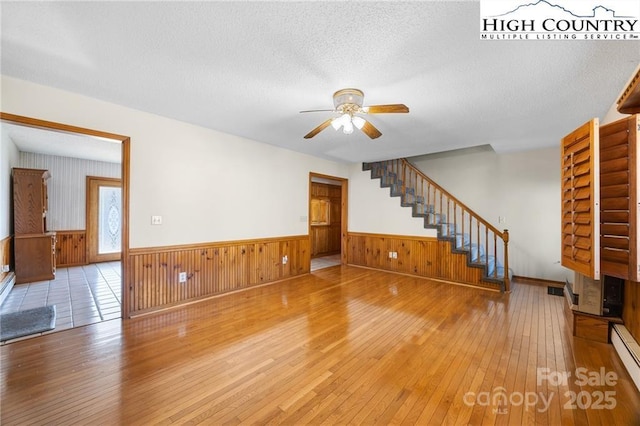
left=480, top=0, right=640, bottom=40
left=463, top=367, right=619, bottom=413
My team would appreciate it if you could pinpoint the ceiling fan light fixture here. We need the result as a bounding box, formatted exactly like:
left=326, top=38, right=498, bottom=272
left=301, top=87, right=408, bottom=140
left=333, top=88, right=364, bottom=110
left=342, top=120, right=354, bottom=135
left=352, top=116, right=365, bottom=130
left=331, top=113, right=351, bottom=131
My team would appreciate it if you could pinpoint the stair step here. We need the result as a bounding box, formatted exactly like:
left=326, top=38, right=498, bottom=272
left=364, top=161, right=509, bottom=289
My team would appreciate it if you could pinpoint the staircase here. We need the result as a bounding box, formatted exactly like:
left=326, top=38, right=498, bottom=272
left=363, top=159, right=511, bottom=292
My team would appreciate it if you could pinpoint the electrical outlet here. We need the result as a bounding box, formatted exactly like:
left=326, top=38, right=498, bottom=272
left=282, top=255, right=288, bottom=265
left=389, top=252, right=393, bottom=259
left=1, top=265, right=9, bottom=272
left=178, top=272, right=187, bottom=283
left=393, top=252, right=398, bottom=259
left=151, top=215, right=163, bottom=225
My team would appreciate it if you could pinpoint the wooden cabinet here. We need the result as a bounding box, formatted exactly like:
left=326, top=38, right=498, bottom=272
left=14, top=234, right=56, bottom=284
left=561, top=115, right=640, bottom=281
left=600, top=115, right=639, bottom=281
left=561, top=119, right=600, bottom=280
left=12, top=168, right=56, bottom=284
left=13, top=168, right=50, bottom=234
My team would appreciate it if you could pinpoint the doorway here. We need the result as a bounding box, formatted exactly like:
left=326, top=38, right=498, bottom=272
left=0, top=112, right=131, bottom=323
left=309, top=173, right=348, bottom=271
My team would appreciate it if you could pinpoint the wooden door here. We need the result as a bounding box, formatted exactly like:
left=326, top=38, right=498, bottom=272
left=561, top=119, right=600, bottom=280
left=87, top=176, right=122, bottom=263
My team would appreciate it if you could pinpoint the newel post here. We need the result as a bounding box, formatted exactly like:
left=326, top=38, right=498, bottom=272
left=503, top=229, right=510, bottom=292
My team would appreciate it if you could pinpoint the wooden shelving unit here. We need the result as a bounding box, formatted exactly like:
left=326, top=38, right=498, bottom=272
left=12, top=168, right=56, bottom=284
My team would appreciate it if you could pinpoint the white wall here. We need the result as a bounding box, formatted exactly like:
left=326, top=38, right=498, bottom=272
left=348, top=163, right=437, bottom=237
left=412, top=147, right=567, bottom=281
left=1, top=76, right=349, bottom=248
left=19, top=152, right=121, bottom=230
left=0, top=128, right=20, bottom=239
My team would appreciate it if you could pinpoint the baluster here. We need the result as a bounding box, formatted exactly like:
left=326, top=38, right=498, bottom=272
left=468, top=214, right=472, bottom=256
left=433, top=188, right=442, bottom=230
left=493, top=233, right=497, bottom=278
left=402, top=161, right=406, bottom=196
left=415, top=169, right=418, bottom=205
left=453, top=202, right=457, bottom=244
left=485, top=227, right=489, bottom=266
left=461, top=209, right=464, bottom=248
left=476, top=219, right=480, bottom=262
left=503, top=230, right=510, bottom=291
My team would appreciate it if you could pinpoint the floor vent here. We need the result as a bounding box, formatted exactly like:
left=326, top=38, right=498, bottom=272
left=547, top=286, right=564, bottom=297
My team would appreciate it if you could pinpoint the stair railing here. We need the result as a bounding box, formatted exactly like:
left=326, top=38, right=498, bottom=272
left=383, top=158, right=510, bottom=292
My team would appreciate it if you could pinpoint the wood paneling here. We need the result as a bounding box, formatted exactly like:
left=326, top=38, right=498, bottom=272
left=623, top=280, right=640, bottom=344
left=347, top=232, right=499, bottom=291
left=600, top=115, right=639, bottom=281
left=561, top=119, right=600, bottom=279
left=574, top=313, right=611, bottom=343
left=54, top=230, right=87, bottom=267
left=437, top=240, right=493, bottom=289
left=127, top=235, right=310, bottom=315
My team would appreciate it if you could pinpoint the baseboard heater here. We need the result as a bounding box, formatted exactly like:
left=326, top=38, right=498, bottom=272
left=611, top=324, right=640, bottom=393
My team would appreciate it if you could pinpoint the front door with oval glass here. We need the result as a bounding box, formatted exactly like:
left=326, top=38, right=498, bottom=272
left=87, top=176, right=122, bottom=263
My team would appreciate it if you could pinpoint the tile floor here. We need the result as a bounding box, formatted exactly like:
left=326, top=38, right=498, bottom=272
left=1, top=261, right=122, bottom=344
left=310, top=254, right=341, bottom=271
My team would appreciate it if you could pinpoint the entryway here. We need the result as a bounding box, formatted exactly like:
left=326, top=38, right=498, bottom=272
left=0, top=261, right=121, bottom=343
left=309, top=173, right=348, bottom=271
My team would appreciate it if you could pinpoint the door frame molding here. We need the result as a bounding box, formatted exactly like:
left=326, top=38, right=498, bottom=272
left=309, top=172, right=348, bottom=265
left=0, top=112, right=132, bottom=318
left=86, top=176, right=122, bottom=264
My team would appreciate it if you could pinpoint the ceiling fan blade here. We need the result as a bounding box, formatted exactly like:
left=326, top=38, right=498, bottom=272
left=361, top=120, right=382, bottom=139
left=304, top=118, right=333, bottom=139
left=363, top=104, right=409, bottom=114
left=299, top=109, right=335, bottom=113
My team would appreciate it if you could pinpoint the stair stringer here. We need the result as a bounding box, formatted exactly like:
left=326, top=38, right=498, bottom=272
left=362, top=162, right=508, bottom=292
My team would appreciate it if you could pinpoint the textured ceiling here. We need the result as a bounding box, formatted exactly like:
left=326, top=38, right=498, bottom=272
left=1, top=1, right=639, bottom=163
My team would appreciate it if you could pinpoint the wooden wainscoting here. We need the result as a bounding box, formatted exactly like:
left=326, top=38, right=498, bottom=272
left=127, top=235, right=310, bottom=315
left=347, top=232, right=438, bottom=276
left=0, top=235, right=12, bottom=282
left=54, top=230, right=87, bottom=267
left=624, top=280, right=640, bottom=344
left=347, top=232, right=500, bottom=290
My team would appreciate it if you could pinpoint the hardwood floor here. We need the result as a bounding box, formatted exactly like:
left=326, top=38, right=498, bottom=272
left=1, top=265, right=639, bottom=424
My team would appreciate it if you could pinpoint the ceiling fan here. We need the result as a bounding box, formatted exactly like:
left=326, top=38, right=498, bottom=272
left=300, top=88, right=409, bottom=140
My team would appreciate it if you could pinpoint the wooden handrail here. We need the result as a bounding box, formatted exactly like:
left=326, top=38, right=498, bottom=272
left=372, top=158, right=510, bottom=292
left=401, top=159, right=506, bottom=239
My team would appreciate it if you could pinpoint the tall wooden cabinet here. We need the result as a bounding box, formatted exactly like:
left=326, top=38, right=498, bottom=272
left=12, top=168, right=56, bottom=284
